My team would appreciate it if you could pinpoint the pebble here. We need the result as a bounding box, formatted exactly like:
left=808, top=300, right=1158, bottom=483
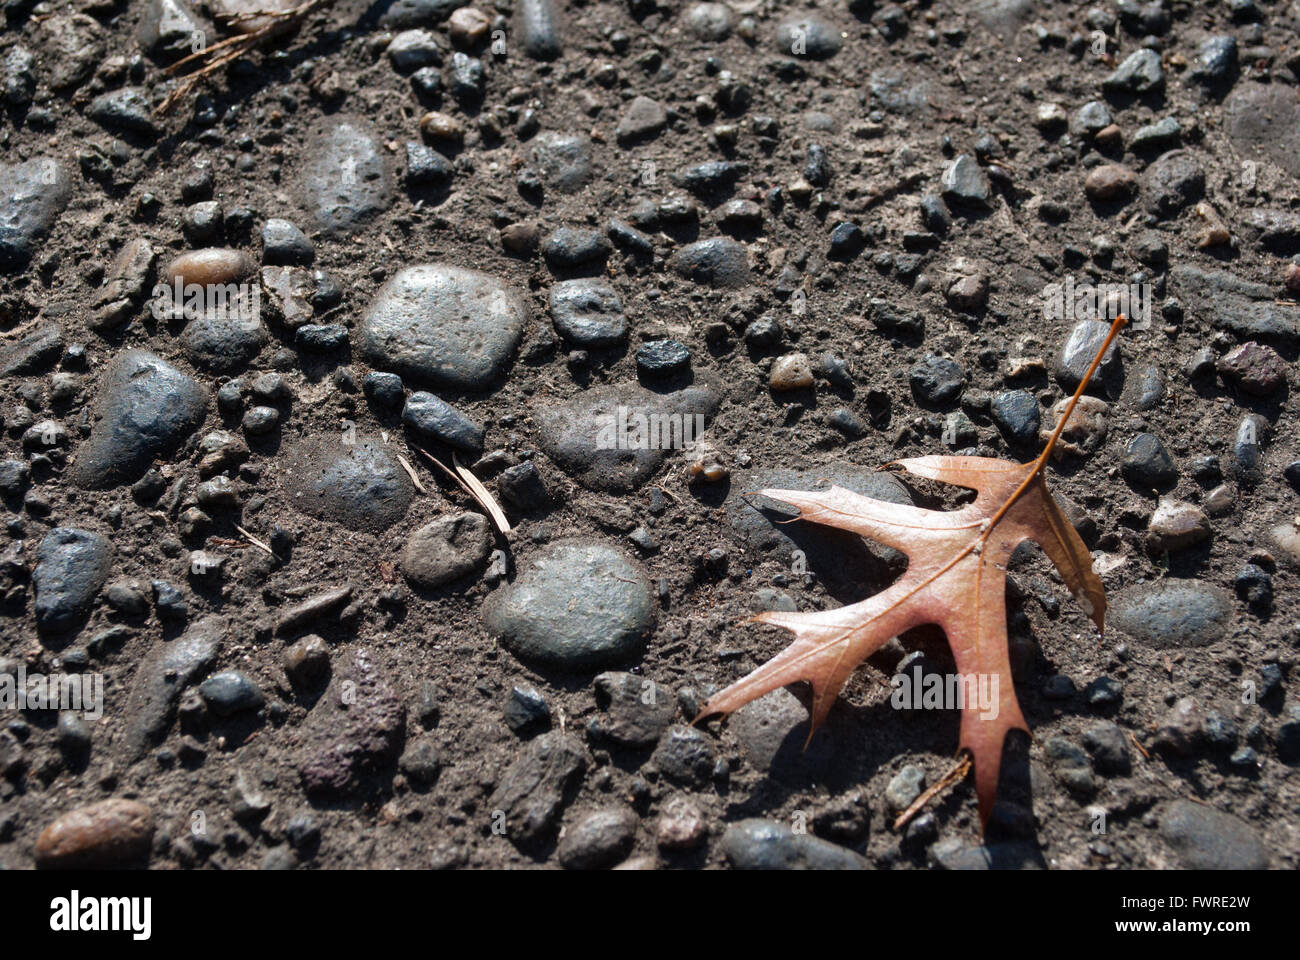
left=990, top=390, right=1040, bottom=446
left=1040, top=395, right=1109, bottom=457
left=1217, top=342, right=1285, bottom=395
left=1189, top=35, right=1237, bottom=85
left=504, top=684, right=551, bottom=734
left=298, top=651, right=406, bottom=797
left=768, top=353, right=814, bottom=391
left=1143, top=151, right=1204, bottom=216
left=656, top=796, right=706, bottom=850
left=1131, top=117, right=1180, bottom=152
left=1, top=322, right=63, bottom=375
left=885, top=765, right=925, bottom=812
left=548, top=277, right=629, bottom=348
left=519, top=0, right=562, bottom=61
left=261, top=218, right=315, bottom=265
left=616, top=96, right=667, bottom=145
left=300, top=121, right=392, bottom=236
left=1082, top=721, right=1131, bottom=775
left=557, top=807, right=638, bottom=869
left=731, top=688, right=835, bottom=782
left=669, top=238, right=751, bottom=288
left=1103, top=48, right=1164, bottom=93
left=275, top=586, right=352, bottom=636
left=1110, top=580, right=1231, bottom=648
left=35, top=799, right=154, bottom=869
left=774, top=13, right=843, bottom=59
left=535, top=379, right=719, bottom=491
left=283, top=635, right=330, bottom=685
left=124, top=616, right=222, bottom=756
left=636, top=340, right=691, bottom=377
left=909, top=353, right=966, bottom=406
left=33, top=528, right=111, bottom=633
left=402, top=391, right=485, bottom=453
left=405, top=141, right=453, bottom=186
left=198, top=670, right=266, bottom=717
left=651, top=725, right=717, bottom=786
left=487, top=732, right=586, bottom=847
left=1159, top=800, right=1267, bottom=869
left=91, top=238, right=157, bottom=330
left=86, top=87, right=157, bottom=137
left=448, top=6, right=490, bottom=46
left=0, top=158, right=73, bottom=272
left=530, top=132, right=592, bottom=193
left=1084, top=163, right=1138, bottom=202
left=398, top=737, right=442, bottom=784
left=722, top=819, right=868, bottom=869
left=497, top=461, right=549, bottom=511
left=282, top=436, right=413, bottom=532
left=387, top=29, right=441, bottom=72
left=360, top=264, right=526, bottom=390
left=588, top=672, right=675, bottom=748
left=1169, top=264, right=1298, bottom=344
left=941, top=154, right=991, bottom=209
left=400, top=512, right=493, bottom=588
left=484, top=540, right=654, bottom=669
left=1121, top=433, right=1177, bottom=488
left=686, top=3, right=733, bottom=41
left=1070, top=100, right=1112, bottom=137
left=1045, top=737, right=1095, bottom=793
left=542, top=226, right=611, bottom=268
left=1147, top=498, right=1211, bottom=552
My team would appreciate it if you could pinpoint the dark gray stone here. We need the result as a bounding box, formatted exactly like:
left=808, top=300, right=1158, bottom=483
left=33, top=528, right=111, bottom=633
left=549, top=279, right=627, bottom=349
left=530, top=133, right=591, bottom=192
left=1159, top=800, right=1268, bottom=869
left=1103, top=48, right=1163, bottom=93
left=588, top=672, right=675, bottom=748
left=282, top=436, right=414, bottom=532
left=669, top=238, right=750, bottom=287
left=402, top=391, right=484, bottom=453
left=557, top=807, right=637, bottom=869
left=909, top=354, right=966, bottom=406
left=487, top=732, right=586, bottom=846
left=86, top=87, right=157, bottom=137
left=542, top=227, right=611, bottom=268
left=0, top=159, right=73, bottom=272
left=1110, top=580, right=1232, bottom=649
left=198, top=671, right=265, bottom=717
left=990, top=390, right=1040, bottom=446
left=1169, top=265, right=1298, bottom=345
left=722, top=819, right=869, bottom=869
left=300, top=121, right=392, bottom=236
left=124, top=616, right=222, bottom=757
left=483, top=540, right=655, bottom=670
left=1055, top=319, right=1120, bottom=391
left=359, top=263, right=527, bottom=390
left=1121, top=433, right=1177, bottom=488
left=400, top=512, right=493, bottom=588
left=261, top=218, right=314, bottom=265
left=773, top=13, right=843, bottom=59
left=941, top=154, right=991, bottom=209
left=519, top=0, right=562, bottom=61
left=69, top=350, right=208, bottom=489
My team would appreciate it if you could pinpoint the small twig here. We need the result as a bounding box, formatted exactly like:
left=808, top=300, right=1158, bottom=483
left=893, top=754, right=973, bottom=831
left=234, top=524, right=276, bottom=558
left=453, top=452, right=511, bottom=535
left=1129, top=731, right=1151, bottom=760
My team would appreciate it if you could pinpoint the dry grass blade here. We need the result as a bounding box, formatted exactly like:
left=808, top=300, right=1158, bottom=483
left=234, top=524, right=276, bottom=558
left=453, top=452, right=511, bottom=535
left=395, top=453, right=427, bottom=495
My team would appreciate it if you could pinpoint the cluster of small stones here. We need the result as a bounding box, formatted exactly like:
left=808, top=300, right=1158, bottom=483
left=0, top=0, right=1295, bottom=872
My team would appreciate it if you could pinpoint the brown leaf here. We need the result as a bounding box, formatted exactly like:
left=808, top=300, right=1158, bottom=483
left=700, top=317, right=1125, bottom=827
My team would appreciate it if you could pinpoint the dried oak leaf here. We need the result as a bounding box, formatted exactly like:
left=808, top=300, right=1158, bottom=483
left=701, top=320, right=1123, bottom=826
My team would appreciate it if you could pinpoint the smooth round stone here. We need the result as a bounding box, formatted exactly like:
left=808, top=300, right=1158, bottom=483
left=773, top=13, right=843, bottom=59
left=686, top=2, right=733, bottom=40
left=282, top=436, right=414, bottom=532
left=768, top=352, right=813, bottom=390
left=359, top=263, right=527, bottom=390
left=669, top=237, right=751, bottom=287
left=556, top=808, right=638, bottom=870
left=261, top=218, right=315, bottom=265
left=1121, top=433, right=1177, bottom=488
left=0, top=157, right=73, bottom=272
left=990, top=390, right=1040, bottom=446
left=35, top=799, right=154, bottom=869
left=1224, top=83, right=1300, bottom=179
left=401, top=512, right=493, bottom=588
left=636, top=339, right=690, bottom=377
left=483, top=540, right=655, bottom=670
left=69, top=350, right=208, bottom=489
left=722, top=819, right=868, bottom=870
left=198, top=670, right=265, bottom=717
left=183, top=312, right=267, bottom=372
left=1110, top=580, right=1232, bottom=648
left=164, top=248, right=256, bottom=286
left=1159, top=800, right=1267, bottom=869
left=1055, top=319, right=1120, bottom=391
left=549, top=279, right=627, bottom=348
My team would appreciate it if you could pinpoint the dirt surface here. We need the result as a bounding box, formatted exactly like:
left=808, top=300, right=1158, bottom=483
left=1, top=0, right=1298, bottom=870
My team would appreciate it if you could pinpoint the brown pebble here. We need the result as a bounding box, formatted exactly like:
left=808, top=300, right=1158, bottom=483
left=1041, top=395, right=1110, bottom=457
left=1094, top=123, right=1123, bottom=149
left=769, top=352, right=814, bottom=391
left=165, top=248, right=256, bottom=287
left=35, top=799, right=154, bottom=869
left=284, top=634, right=330, bottom=684
left=1147, top=497, right=1211, bottom=552
left=1084, top=163, right=1138, bottom=202
left=1285, top=262, right=1300, bottom=295
left=656, top=796, right=706, bottom=850
left=449, top=7, right=491, bottom=47
left=420, top=111, right=464, bottom=144
left=1218, top=341, right=1286, bottom=396
left=501, top=221, right=540, bottom=255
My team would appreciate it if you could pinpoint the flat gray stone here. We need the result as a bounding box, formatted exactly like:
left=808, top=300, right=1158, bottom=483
left=123, top=616, right=223, bottom=757
left=1, top=322, right=63, bottom=376
left=548, top=279, right=627, bottom=348
left=530, top=132, right=592, bottom=193
left=1110, top=580, right=1232, bottom=649
left=731, top=688, right=837, bottom=783
left=1169, top=265, right=1299, bottom=345
left=0, top=158, right=73, bottom=272
left=182, top=311, right=267, bottom=372
left=669, top=238, right=751, bottom=288
left=1225, top=83, right=1300, bottom=179
left=535, top=379, right=720, bottom=492
left=483, top=539, right=655, bottom=670
left=69, top=350, right=208, bottom=489
left=722, top=819, right=868, bottom=869
left=1159, top=800, right=1268, bottom=869
left=299, top=120, right=392, bottom=236
left=359, top=263, right=526, bottom=390
left=282, top=436, right=414, bottom=532
left=401, top=512, right=493, bottom=588
left=33, top=528, right=111, bottom=634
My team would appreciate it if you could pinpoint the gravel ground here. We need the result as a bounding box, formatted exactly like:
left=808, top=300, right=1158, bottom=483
left=1, top=0, right=1298, bottom=870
